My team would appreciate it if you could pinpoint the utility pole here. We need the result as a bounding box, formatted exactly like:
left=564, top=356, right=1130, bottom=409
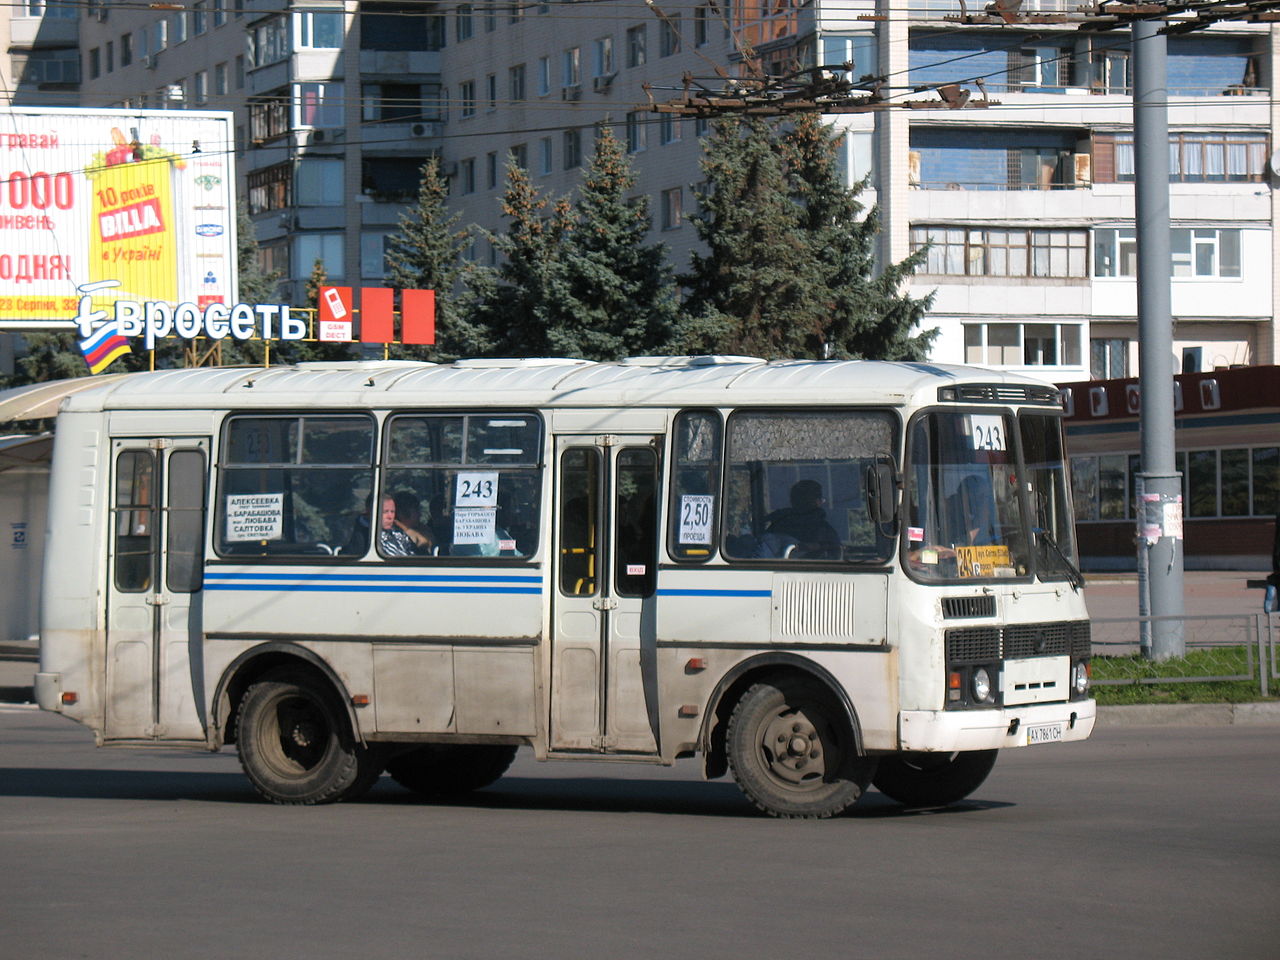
left=1132, top=17, right=1185, bottom=659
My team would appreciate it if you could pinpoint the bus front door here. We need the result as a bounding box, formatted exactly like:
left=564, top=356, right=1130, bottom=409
left=551, top=437, right=662, bottom=754
left=104, top=438, right=209, bottom=741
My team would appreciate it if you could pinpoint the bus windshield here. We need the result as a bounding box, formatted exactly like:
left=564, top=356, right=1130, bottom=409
left=905, top=410, right=1080, bottom=583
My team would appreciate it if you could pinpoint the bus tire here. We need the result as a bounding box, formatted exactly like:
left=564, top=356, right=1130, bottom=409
left=236, top=668, right=365, bottom=805
left=872, top=750, right=998, bottom=807
left=387, top=744, right=518, bottom=800
left=726, top=677, right=875, bottom=819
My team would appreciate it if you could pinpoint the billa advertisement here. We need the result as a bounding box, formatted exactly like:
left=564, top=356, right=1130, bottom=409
left=0, top=107, right=236, bottom=328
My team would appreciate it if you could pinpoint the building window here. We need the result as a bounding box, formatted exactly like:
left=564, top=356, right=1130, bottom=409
left=361, top=232, right=394, bottom=278
left=593, top=36, right=614, bottom=76
left=121, top=33, right=134, bottom=68
left=660, top=115, right=681, bottom=145
left=296, top=81, right=343, bottom=127
left=170, top=11, right=188, bottom=43
left=486, top=73, right=497, bottom=111
left=539, top=137, right=553, bottom=175
left=563, top=128, right=581, bottom=169
left=460, top=79, right=476, bottom=118
left=460, top=157, right=476, bottom=194
left=88, top=47, right=100, bottom=80
left=235, top=54, right=245, bottom=88
left=214, top=62, right=227, bottom=96
left=695, top=6, right=709, bottom=46
left=249, top=93, right=290, bottom=142
left=1090, top=338, right=1129, bottom=379
left=12, top=49, right=80, bottom=84
left=626, top=111, right=647, bottom=153
left=562, top=47, right=580, bottom=88
left=21, top=0, right=78, bottom=18
left=214, top=0, right=225, bottom=27
left=193, top=0, right=207, bottom=34
left=1094, top=227, right=1241, bottom=279
left=298, top=9, right=343, bottom=48
left=296, top=234, right=344, bottom=280
left=363, top=82, right=433, bottom=122
left=296, top=157, right=344, bottom=205
left=660, top=15, right=681, bottom=57
left=661, top=187, right=683, bottom=230
left=247, top=163, right=291, bottom=214
left=510, top=143, right=528, bottom=170
left=362, top=1, right=444, bottom=51
left=362, top=157, right=431, bottom=203
left=193, top=69, right=208, bottom=104
left=821, top=34, right=876, bottom=77
left=509, top=64, right=526, bottom=103
left=249, top=16, right=287, bottom=66
left=626, top=25, right=646, bottom=68
left=911, top=226, right=1088, bottom=278
left=456, top=3, right=473, bottom=41
left=964, top=322, right=1082, bottom=367
left=538, top=56, right=551, bottom=96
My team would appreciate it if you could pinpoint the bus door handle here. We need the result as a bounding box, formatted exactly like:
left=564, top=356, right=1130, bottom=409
left=144, top=594, right=170, bottom=606
left=592, top=598, right=617, bottom=611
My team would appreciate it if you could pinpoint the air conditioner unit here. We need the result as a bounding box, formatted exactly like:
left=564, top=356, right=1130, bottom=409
left=592, top=73, right=616, bottom=93
left=409, top=122, right=434, bottom=137
left=310, top=128, right=343, bottom=144
left=561, top=85, right=582, bottom=101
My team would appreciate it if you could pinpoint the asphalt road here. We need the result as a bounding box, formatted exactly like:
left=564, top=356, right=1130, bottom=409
left=1, top=705, right=1276, bottom=960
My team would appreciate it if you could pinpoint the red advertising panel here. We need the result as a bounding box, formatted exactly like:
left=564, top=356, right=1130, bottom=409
left=318, top=285, right=353, bottom=342
left=402, top=288, right=436, bottom=345
left=360, top=286, right=394, bottom=343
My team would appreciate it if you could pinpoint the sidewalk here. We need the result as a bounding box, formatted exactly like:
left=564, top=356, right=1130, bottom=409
left=1082, top=569, right=1269, bottom=621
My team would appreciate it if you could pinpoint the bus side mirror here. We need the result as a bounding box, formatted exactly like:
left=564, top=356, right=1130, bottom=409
left=866, top=460, right=898, bottom=525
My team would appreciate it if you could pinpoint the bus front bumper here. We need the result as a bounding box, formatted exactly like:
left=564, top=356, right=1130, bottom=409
left=899, top=699, right=1096, bottom=752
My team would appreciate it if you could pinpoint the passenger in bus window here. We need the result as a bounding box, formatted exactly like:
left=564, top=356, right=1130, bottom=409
left=764, top=480, right=840, bottom=559
left=392, top=491, right=435, bottom=554
left=949, top=476, right=998, bottom=546
left=380, top=494, right=419, bottom=557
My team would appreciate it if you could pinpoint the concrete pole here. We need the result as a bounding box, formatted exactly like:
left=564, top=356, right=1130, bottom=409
left=1132, top=18, right=1185, bottom=659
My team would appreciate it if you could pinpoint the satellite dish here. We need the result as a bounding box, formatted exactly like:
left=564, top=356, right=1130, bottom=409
left=1268, top=150, right=1280, bottom=179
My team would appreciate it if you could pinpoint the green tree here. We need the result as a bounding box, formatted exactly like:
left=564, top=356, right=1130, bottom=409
left=468, top=158, right=574, bottom=357
left=677, top=115, right=827, bottom=358
left=384, top=157, right=490, bottom=360
left=783, top=113, right=936, bottom=360
left=4, top=332, right=87, bottom=387
left=550, top=124, right=680, bottom=359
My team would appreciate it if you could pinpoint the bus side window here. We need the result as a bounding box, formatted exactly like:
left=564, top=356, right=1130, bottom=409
left=166, top=450, right=207, bottom=593
left=114, top=450, right=155, bottom=592
left=668, top=410, right=722, bottom=562
left=559, top=448, right=598, bottom=595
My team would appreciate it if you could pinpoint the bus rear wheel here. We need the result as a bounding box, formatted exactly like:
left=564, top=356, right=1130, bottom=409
left=726, top=677, right=875, bottom=819
left=387, top=744, right=518, bottom=800
left=236, top=667, right=368, bottom=805
left=872, top=750, right=998, bottom=807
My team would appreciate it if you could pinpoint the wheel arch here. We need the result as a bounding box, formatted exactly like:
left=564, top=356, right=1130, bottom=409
left=698, top=653, right=865, bottom=780
left=210, top=642, right=364, bottom=749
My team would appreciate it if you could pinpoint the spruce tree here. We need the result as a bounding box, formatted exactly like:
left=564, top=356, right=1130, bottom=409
left=551, top=124, right=680, bottom=360
left=468, top=158, right=573, bottom=357
left=384, top=157, right=490, bottom=360
left=783, top=113, right=936, bottom=360
left=677, top=115, right=826, bottom=358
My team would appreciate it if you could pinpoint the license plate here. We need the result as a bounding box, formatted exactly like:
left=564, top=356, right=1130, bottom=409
left=1026, top=722, right=1065, bottom=745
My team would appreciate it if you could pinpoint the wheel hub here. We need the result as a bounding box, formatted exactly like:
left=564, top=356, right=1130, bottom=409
left=762, top=711, right=827, bottom=787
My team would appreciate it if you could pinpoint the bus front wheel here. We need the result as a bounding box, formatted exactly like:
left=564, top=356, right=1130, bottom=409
left=236, top=667, right=372, bottom=805
left=872, top=750, right=998, bottom=807
left=726, top=677, right=876, bottom=819
left=387, top=744, right=518, bottom=800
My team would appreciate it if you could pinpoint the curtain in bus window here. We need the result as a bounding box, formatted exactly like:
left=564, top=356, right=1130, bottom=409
left=721, top=410, right=897, bottom=564
left=1019, top=414, right=1078, bottom=581
left=216, top=415, right=375, bottom=558
left=166, top=450, right=207, bottom=592
left=669, top=410, right=721, bottom=561
left=383, top=413, right=542, bottom=559
left=114, top=450, right=155, bottom=591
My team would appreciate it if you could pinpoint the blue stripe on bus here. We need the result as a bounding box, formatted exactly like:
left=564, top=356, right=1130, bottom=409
left=204, top=572, right=540, bottom=584
left=205, top=583, right=542, bottom=594
left=656, top=588, right=772, bottom=598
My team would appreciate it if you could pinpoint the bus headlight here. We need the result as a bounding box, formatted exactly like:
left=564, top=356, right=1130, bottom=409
left=1073, top=661, right=1091, bottom=696
left=972, top=667, right=993, bottom=703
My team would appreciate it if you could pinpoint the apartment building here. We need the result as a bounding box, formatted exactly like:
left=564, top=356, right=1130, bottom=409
left=3, top=0, right=81, bottom=107
left=10, top=0, right=1279, bottom=379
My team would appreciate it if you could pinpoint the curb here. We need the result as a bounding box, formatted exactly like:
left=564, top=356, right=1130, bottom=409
left=1095, top=701, right=1280, bottom=726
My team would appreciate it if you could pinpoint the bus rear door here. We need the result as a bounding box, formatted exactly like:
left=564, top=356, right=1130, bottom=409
left=551, top=436, right=661, bottom=755
left=104, top=438, right=208, bottom=741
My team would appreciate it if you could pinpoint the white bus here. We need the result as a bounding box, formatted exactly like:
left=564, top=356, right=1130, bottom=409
left=35, top=357, right=1094, bottom=818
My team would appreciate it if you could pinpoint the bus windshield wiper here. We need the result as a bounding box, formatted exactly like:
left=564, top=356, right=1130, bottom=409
left=1033, top=527, right=1085, bottom=591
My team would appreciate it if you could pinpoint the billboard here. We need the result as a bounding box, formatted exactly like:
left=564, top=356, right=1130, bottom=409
left=0, top=107, right=237, bottom=330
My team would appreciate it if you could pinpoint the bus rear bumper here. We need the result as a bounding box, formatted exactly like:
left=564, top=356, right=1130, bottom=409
left=899, top=700, right=1096, bottom=752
